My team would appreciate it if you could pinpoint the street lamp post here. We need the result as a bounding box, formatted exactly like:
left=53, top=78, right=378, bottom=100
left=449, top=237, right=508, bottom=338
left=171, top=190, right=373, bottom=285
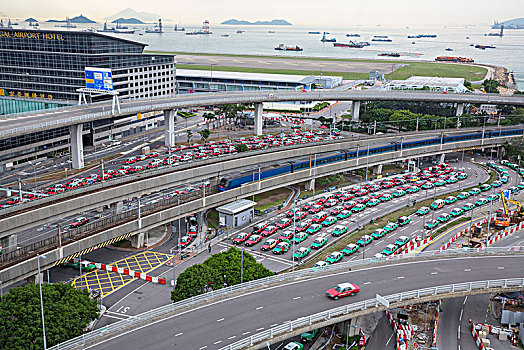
left=240, top=247, right=244, bottom=284
left=292, top=199, right=296, bottom=272
left=28, top=160, right=38, bottom=191
left=37, top=254, right=47, bottom=350
left=486, top=186, right=495, bottom=246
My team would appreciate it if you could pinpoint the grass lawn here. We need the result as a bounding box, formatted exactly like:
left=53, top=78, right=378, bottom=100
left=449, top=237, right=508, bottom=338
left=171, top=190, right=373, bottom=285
left=253, top=187, right=291, bottom=211
left=385, top=62, right=487, bottom=81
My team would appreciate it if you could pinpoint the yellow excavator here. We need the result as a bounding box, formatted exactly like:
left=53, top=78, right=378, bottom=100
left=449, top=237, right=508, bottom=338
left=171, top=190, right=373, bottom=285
left=495, top=190, right=523, bottom=227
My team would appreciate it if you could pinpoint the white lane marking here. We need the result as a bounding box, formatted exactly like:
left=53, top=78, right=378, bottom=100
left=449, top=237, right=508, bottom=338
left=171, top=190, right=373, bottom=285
left=214, top=340, right=222, bottom=345
left=458, top=325, right=461, bottom=339
left=464, top=296, right=468, bottom=305
left=256, top=306, right=264, bottom=310
left=256, top=327, right=264, bottom=331
left=199, top=347, right=208, bottom=350
left=431, top=272, right=438, bottom=275
left=498, top=266, right=504, bottom=270
left=217, top=318, right=224, bottom=322
left=459, top=308, right=464, bottom=321
left=175, top=332, right=183, bottom=337
left=364, top=282, right=371, bottom=285
left=242, top=331, right=250, bottom=335
left=293, top=296, right=301, bottom=300
left=464, top=268, right=471, bottom=272
left=398, top=276, right=405, bottom=279
left=386, top=333, right=394, bottom=346
left=228, top=336, right=236, bottom=339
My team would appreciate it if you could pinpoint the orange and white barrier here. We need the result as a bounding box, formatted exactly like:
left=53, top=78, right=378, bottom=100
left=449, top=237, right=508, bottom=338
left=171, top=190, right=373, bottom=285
left=471, top=323, right=487, bottom=350
left=386, top=310, right=413, bottom=350
left=488, top=222, right=524, bottom=246
left=94, top=262, right=167, bottom=285
left=432, top=300, right=442, bottom=348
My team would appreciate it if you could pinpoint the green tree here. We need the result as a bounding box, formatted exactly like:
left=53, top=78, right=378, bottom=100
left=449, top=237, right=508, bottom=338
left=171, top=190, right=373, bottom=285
left=464, top=81, right=473, bottom=90
left=171, top=248, right=273, bottom=302
left=0, top=283, right=99, bottom=349
left=198, top=128, right=211, bottom=142
left=235, top=143, right=249, bottom=153
left=482, top=79, right=501, bottom=93
left=186, top=130, right=193, bottom=144
left=502, top=137, right=524, bottom=163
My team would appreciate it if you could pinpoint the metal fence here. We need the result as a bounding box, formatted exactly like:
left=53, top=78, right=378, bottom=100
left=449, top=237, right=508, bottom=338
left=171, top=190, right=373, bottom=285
left=48, top=246, right=524, bottom=350
left=220, top=277, right=524, bottom=350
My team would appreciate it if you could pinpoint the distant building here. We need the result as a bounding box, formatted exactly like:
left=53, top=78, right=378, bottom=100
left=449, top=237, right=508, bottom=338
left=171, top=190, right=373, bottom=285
left=477, top=104, right=498, bottom=115
left=384, top=76, right=468, bottom=93
left=369, top=70, right=384, bottom=81
left=175, top=69, right=342, bottom=94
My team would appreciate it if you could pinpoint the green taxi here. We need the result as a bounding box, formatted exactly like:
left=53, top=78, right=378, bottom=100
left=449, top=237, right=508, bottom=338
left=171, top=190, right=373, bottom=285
left=407, top=186, right=420, bottom=193
left=326, top=252, right=344, bottom=264
left=416, top=206, right=430, bottom=216
left=383, top=222, right=399, bottom=233
left=444, top=196, right=457, bottom=205
left=446, top=177, right=458, bottom=184
left=461, top=203, right=475, bottom=211
left=321, top=216, right=338, bottom=227
left=352, top=204, right=366, bottom=213
left=357, top=235, right=373, bottom=247
left=293, top=232, right=309, bottom=244
left=331, top=225, right=348, bottom=237
left=394, top=236, right=411, bottom=247
left=311, top=236, right=328, bottom=249
left=457, top=192, right=470, bottom=200
left=398, top=216, right=411, bottom=226
left=457, top=173, right=468, bottom=180
left=306, top=224, right=322, bottom=234
left=337, top=210, right=351, bottom=219
left=371, top=228, right=386, bottom=239
left=437, top=213, right=451, bottom=223
left=450, top=207, right=464, bottom=217
left=475, top=197, right=489, bottom=206
left=469, top=188, right=481, bottom=196
left=342, top=243, right=359, bottom=255
left=380, top=193, right=393, bottom=202
left=382, top=244, right=398, bottom=256
left=487, top=193, right=500, bottom=202
left=293, top=247, right=311, bottom=260
left=393, top=190, right=406, bottom=197
left=272, top=240, right=290, bottom=254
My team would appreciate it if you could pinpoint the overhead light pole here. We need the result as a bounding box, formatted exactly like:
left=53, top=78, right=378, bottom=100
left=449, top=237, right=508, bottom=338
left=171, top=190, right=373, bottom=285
left=37, top=254, right=48, bottom=350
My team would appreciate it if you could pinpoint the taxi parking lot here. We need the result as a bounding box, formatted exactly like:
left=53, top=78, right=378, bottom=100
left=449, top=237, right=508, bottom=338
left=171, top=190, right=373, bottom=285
left=71, top=251, right=172, bottom=298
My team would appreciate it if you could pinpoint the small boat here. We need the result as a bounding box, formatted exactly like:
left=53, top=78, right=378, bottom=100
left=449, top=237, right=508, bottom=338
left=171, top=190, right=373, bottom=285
left=475, top=44, right=496, bottom=49
left=268, top=31, right=275, bottom=33
left=308, top=31, right=320, bottom=34
left=445, top=48, right=453, bottom=51
left=186, top=20, right=212, bottom=35
left=221, top=34, right=229, bottom=37
left=412, top=41, right=416, bottom=44
left=321, top=32, right=336, bottom=42
left=174, top=24, right=185, bottom=31
left=466, top=37, right=470, bottom=39
left=346, top=33, right=360, bottom=37
left=236, top=30, right=244, bottom=34
left=145, top=19, right=164, bottom=33
left=372, top=35, right=392, bottom=42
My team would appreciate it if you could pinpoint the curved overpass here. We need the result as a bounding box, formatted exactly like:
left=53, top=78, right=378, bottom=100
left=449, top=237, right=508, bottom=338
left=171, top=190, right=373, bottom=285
left=50, top=253, right=524, bottom=350
left=1, top=90, right=524, bottom=138
left=0, top=128, right=518, bottom=285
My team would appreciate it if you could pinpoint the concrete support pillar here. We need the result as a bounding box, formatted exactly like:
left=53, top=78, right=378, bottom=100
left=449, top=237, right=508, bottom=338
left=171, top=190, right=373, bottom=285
left=305, top=179, right=315, bottom=191
left=374, top=164, right=383, bottom=175
left=164, top=109, right=176, bottom=148
left=69, top=124, right=84, bottom=169
left=129, top=232, right=145, bottom=248
left=254, top=103, right=263, bottom=136
left=456, top=103, right=464, bottom=117
left=111, top=201, right=124, bottom=215
left=440, top=153, right=446, bottom=164
left=350, top=101, right=360, bottom=122
left=1, top=234, right=17, bottom=254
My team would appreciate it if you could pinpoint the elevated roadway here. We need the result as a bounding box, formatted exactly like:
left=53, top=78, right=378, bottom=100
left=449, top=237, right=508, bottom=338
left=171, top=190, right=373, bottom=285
left=49, top=254, right=524, bottom=350
left=0, top=131, right=516, bottom=286
left=1, top=90, right=524, bottom=139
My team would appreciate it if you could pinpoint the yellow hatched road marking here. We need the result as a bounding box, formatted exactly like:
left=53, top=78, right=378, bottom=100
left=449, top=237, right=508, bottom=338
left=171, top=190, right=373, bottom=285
left=70, top=251, right=172, bottom=298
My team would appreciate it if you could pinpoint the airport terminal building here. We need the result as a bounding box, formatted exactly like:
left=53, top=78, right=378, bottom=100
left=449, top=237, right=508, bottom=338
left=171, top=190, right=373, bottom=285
left=0, top=29, right=175, bottom=169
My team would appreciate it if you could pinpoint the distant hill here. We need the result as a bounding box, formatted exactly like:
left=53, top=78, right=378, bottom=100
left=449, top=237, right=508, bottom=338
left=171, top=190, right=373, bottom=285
left=492, top=18, right=524, bottom=29
left=46, top=15, right=96, bottom=24
left=24, top=17, right=38, bottom=22
left=112, top=17, right=144, bottom=24
left=221, top=19, right=292, bottom=26
left=104, top=8, right=167, bottom=22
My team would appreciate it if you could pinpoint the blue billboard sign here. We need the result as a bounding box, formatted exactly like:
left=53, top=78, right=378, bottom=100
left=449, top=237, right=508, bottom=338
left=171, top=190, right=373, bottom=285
left=84, top=67, right=113, bottom=91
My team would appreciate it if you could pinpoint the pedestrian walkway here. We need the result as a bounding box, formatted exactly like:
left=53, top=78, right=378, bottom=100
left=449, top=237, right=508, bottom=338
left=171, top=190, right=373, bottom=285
left=71, top=251, right=172, bottom=298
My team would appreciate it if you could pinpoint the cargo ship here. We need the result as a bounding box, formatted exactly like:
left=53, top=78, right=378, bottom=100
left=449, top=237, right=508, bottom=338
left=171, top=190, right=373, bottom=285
left=372, top=35, right=392, bottom=42
left=407, top=34, right=437, bottom=38
left=275, top=44, right=303, bottom=51
left=98, top=22, right=135, bottom=34
left=145, top=19, right=163, bottom=33
left=435, top=56, right=474, bottom=63
left=346, top=33, right=360, bottom=37
left=475, top=44, right=496, bottom=50
left=378, top=52, right=400, bottom=57
left=321, top=32, right=336, bottom=42
left=308, top=31, right=321, bottom=34
left=173, top=24, right=185, bottom=31
left=333, top=41, right=365, bottom=48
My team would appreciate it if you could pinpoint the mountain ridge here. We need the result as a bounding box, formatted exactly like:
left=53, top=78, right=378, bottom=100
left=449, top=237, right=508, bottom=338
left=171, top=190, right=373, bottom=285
left=221, top=19, right=292, bottom=26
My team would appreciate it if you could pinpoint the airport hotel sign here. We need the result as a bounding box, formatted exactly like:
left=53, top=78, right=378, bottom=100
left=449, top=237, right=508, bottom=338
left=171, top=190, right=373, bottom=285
left=0, top=30, right=65, bottom=40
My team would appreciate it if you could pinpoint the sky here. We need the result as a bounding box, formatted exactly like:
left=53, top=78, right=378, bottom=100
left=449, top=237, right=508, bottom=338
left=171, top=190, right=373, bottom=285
left=1, top=0, right=522, bottom=28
